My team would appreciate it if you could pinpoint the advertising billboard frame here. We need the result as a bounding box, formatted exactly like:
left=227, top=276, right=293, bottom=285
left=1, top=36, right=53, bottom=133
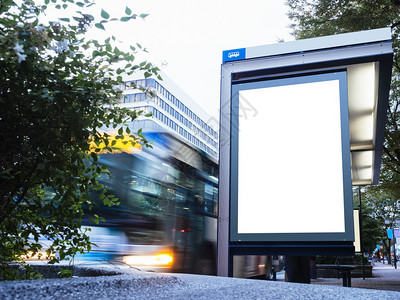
left=229, top=70, right=354, bottom=243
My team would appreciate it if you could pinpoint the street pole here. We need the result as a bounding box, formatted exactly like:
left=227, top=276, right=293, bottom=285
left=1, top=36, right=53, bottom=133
left=394, top=237, right=397, bottom=269
left=358, top=186, right=366, bottom=280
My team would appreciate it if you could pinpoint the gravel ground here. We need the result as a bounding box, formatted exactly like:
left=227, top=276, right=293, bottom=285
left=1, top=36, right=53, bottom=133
left=1, top=265, right=400, bottom=300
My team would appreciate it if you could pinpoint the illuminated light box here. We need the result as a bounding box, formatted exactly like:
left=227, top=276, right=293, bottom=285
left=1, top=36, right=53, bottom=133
left=353, top=210, right=361, bottom=253
left=230, top=72, right=353, bottom=242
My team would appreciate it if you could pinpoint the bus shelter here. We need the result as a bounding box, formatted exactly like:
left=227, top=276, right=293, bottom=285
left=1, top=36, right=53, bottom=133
left=217, top=28, right=393, bottom=277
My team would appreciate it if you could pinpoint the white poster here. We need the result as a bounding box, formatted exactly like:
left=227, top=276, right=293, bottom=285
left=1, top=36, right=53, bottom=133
left=237, top=79, right=346, bottom=234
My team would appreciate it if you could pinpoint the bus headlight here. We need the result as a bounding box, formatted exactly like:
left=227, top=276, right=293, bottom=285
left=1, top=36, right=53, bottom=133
left=123, top=253, right=173, bottom=266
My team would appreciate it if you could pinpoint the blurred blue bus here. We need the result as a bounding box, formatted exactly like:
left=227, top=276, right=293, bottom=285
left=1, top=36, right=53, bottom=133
left=80, top=132, right=218, bottom=274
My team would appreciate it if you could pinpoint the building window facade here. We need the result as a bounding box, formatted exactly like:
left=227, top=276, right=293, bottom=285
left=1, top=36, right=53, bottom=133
left=122, top=78, right=219, bottom=158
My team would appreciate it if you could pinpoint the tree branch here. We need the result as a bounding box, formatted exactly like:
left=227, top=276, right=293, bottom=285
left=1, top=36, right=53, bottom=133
left=383, top=146, right=400, bottom=175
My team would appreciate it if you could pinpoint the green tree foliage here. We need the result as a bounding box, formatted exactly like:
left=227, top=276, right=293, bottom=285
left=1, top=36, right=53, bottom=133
left=361, top=212, right=385, bottom=253
left=0, top=0, right=159, bottom=280
left=286, top=0, right=400, bottom=39
left=354, top=188, right=385, bottom=253
left=363, top=188, right=400, bottom=226
left=362, top=187, right=400, bottom=260
left=360, top=199, right=387, bottom=253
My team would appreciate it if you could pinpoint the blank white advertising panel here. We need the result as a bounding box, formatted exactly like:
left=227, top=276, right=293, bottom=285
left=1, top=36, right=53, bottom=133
left=236, top=77, right=347, bottom=236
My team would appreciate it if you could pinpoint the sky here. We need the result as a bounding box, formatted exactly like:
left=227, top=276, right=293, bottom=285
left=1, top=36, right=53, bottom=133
left=50, top=0, right=294, bottom=121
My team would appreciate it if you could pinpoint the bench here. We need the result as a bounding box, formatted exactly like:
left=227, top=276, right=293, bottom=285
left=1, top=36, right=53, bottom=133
left=316, top=264, right=356, bottom=287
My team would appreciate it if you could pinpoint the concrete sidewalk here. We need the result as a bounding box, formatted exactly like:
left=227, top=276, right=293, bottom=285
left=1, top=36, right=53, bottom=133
left=312, top=261, right=400, bottom=292
left=2, top=264, right=400, bottom=299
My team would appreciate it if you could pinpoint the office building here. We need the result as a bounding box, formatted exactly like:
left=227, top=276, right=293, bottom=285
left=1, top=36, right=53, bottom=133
left=117, top=71, right=219, bottom=159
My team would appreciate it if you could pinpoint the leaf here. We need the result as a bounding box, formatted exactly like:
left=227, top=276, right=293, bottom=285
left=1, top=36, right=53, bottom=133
left=139, top=13, right=149, bottom=19
left=125, top=6, right=132, bottom=15
left=120, top=16, right=131, bottom=22
left=118, top=127, right=123, bottom=135
left=84, top=13, right=94, bottom=21
left=130, top=46, right=136, bottom=52
left=89, top=217, right=99, bottom=225
left=76, top=1, right=84, bottom=7
left=92, top=50, right=101, bottom=58
left=90, top=152, right=98, bottom=162
left=59, top=18, right=70, bottom=22
left=59, top=268, right=72, bottom=278
left=114, top=46, right=121, bottom=55
left=101, top=9, right=110, bottom=20
left=95, top=23, right=105, bottom=30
